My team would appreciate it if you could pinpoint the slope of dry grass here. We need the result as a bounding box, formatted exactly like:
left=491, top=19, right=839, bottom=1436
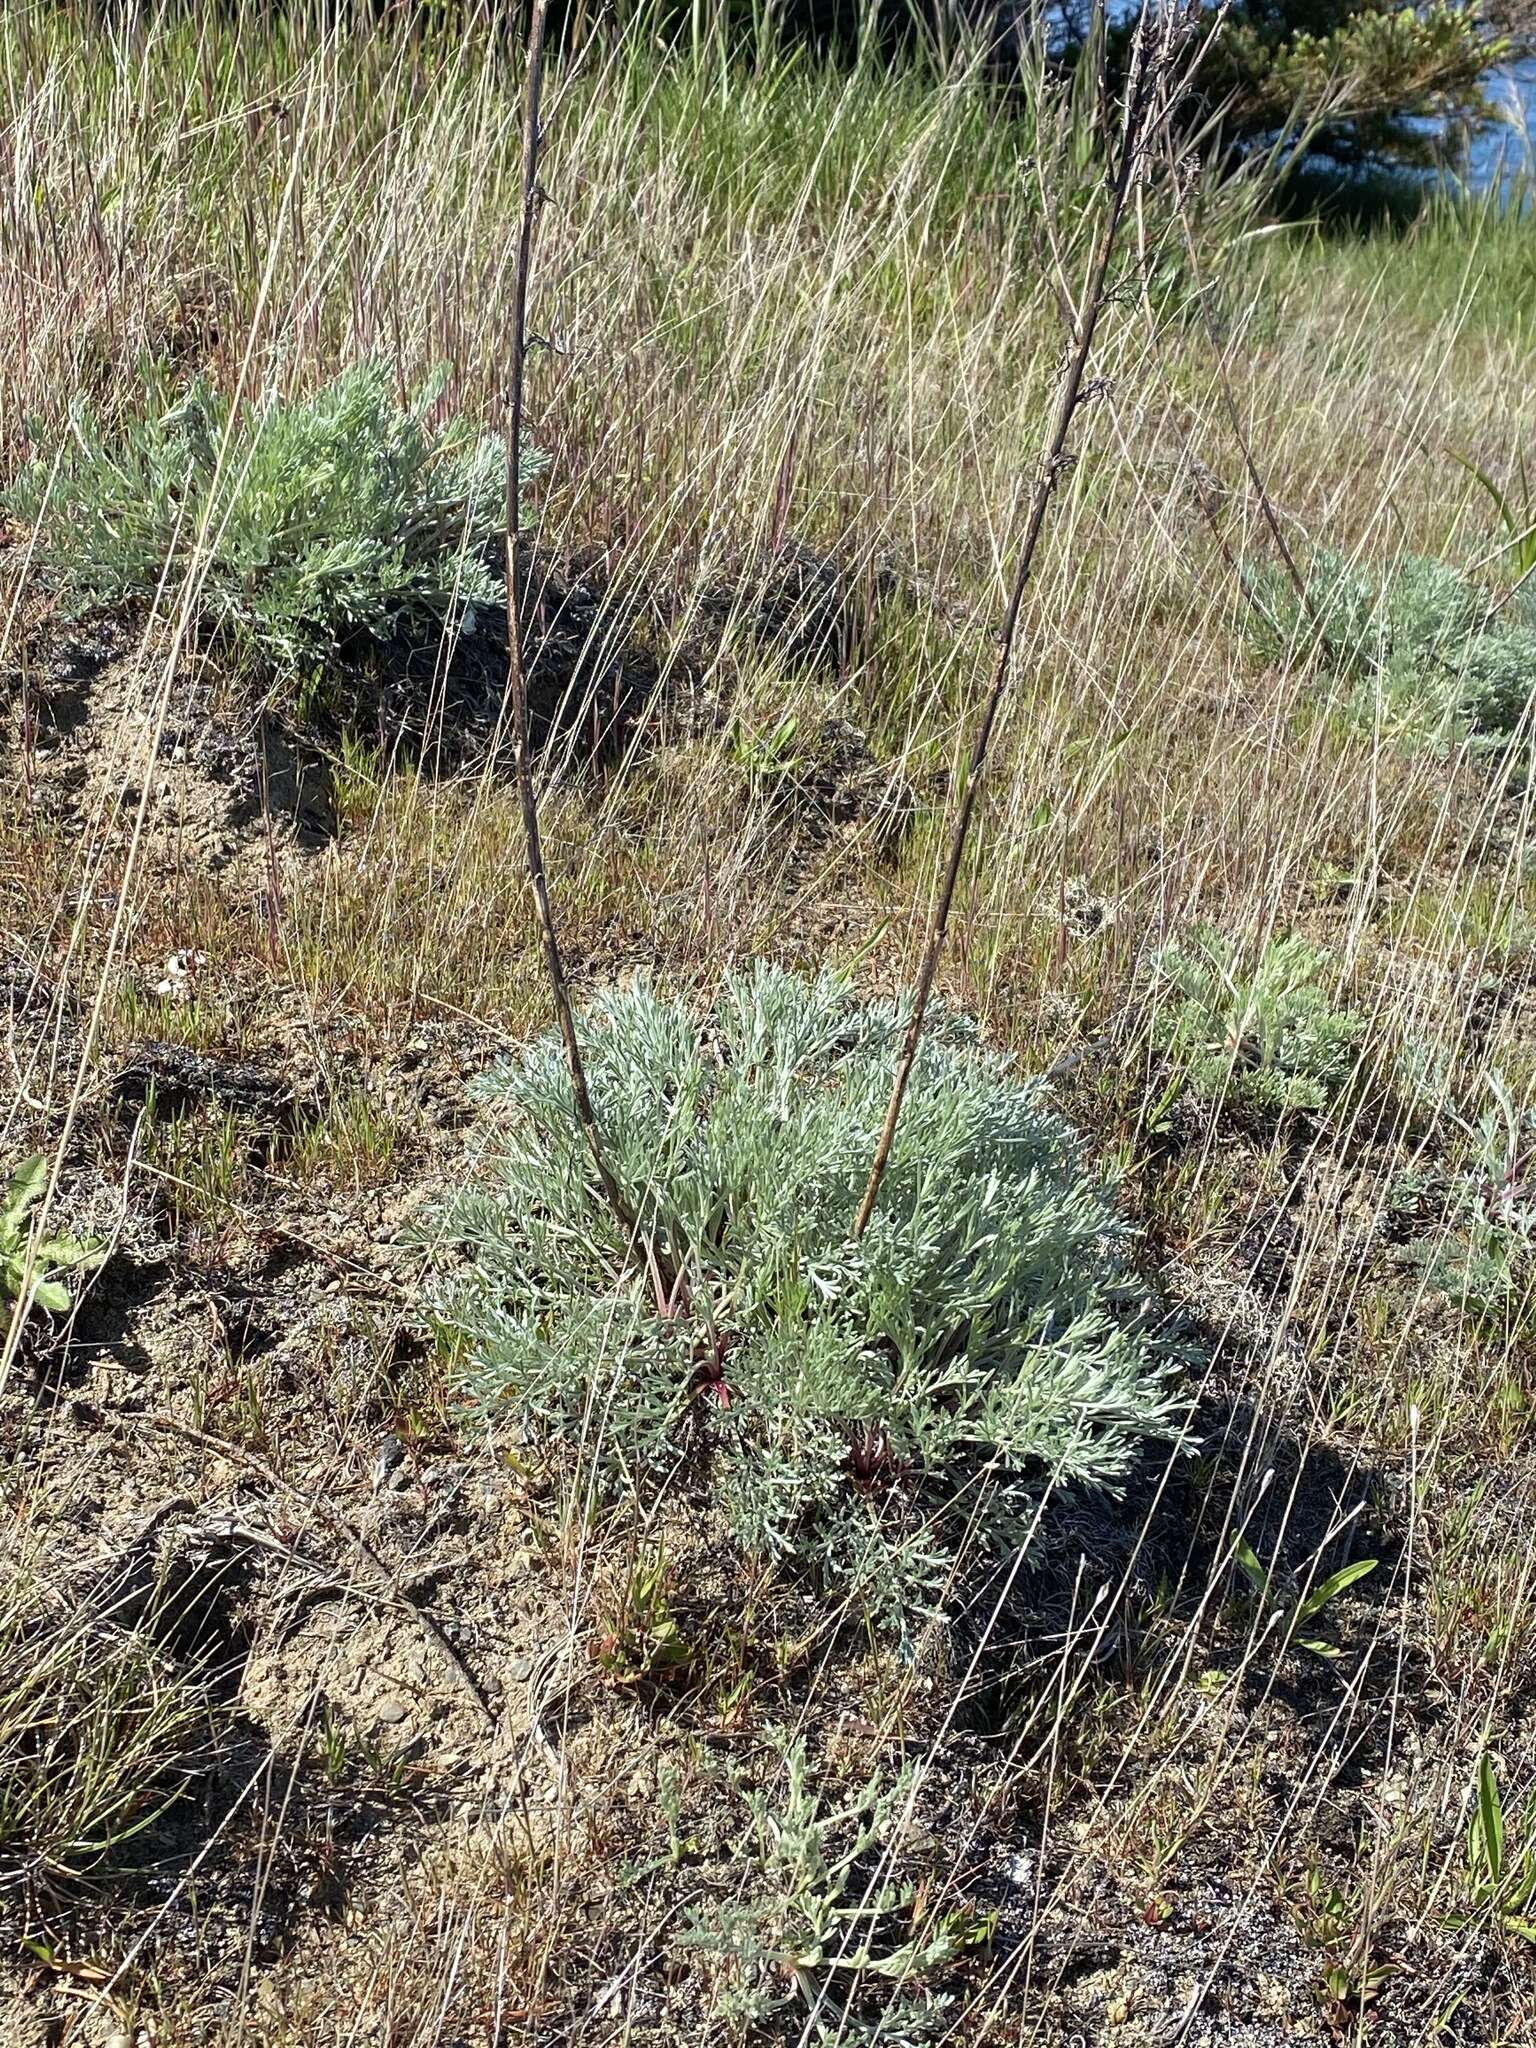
left=3, top=5, right=1536, bottom=2044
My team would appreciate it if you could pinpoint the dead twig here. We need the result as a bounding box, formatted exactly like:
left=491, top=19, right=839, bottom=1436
left=501, top=0, right=659, bottom=1282
left=1181, top=260, right=1317, bottom=627
left=853, top=8, right=1183, bottom=1239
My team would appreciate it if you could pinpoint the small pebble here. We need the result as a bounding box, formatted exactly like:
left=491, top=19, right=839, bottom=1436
left=371, top=1433, right=405, bottom=1489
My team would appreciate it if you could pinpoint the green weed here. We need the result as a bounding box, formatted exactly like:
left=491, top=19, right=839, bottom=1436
left=0, top=1156, right=102, bottom=1320
left=1233, top=1538, right=1379, bottom=1660
left=1456, top=1754, right=1536, bottom=1944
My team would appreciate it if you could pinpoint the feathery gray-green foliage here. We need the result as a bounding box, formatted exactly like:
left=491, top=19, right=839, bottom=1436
left=9, top=361, right=538, bottom=699
left=678, top=1735, right=973, bottom=2039
left=413, top=966, right=1183, bottom=1633
left=1243, top=549, right=1536, bottom=745
left=1395, top=1075, right=1536, bottom=1334
left=1152, top=927, right=1367, bottom=1118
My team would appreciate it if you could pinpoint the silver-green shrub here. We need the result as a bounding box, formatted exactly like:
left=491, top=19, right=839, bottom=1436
left=414, top=967, right=1182, bottom=1633
left=678, top=1735, right=970, bottom=2038
left=9, top=362, right=537, bottom=696
left=1244, top=549, right=1536, bottom=745
left=1152, top=927, right=1367, bottom=1118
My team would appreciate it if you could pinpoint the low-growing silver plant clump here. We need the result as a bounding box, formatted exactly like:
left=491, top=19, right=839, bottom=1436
left=1243, top=547, right=1536, bottom=745
left=9, top=360, right=539, bottom=697
left=678, top=1735, right=973, bottom=2036
left=414, top=966, right=1183, bottom=1632
left=1150, top=927, right=1368, bottom=1119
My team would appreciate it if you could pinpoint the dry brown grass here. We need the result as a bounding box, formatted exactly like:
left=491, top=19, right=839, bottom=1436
left=3, top=3, right=1536, bottom=2042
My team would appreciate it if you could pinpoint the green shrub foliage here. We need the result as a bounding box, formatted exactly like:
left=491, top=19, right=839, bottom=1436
left=9, top=361, right=537, bottom=693
left=1244, top=549, right=1536, bottom=745
left=1152, top=927, right=1367, bottom=1118
left=415, top=967, right=1182, bottom=1633
left=1395, top=1076, right=1536, bottom=1335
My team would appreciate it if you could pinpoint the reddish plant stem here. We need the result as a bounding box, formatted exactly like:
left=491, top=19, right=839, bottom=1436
left=852, top=23, right=1168, bottom=1240
left=503, top=0, right=647, bottom=1270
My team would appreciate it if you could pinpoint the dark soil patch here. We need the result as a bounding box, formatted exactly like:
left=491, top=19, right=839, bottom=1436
left=355, top=544, right=677, bottom=772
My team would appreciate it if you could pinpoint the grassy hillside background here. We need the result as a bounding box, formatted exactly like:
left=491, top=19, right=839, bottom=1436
left=3, top=4, right=1536, bottom=2043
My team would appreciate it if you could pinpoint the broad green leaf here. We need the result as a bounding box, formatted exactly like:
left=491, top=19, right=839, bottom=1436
left=35, top=1235, right=104, bottom=1276
left=1233, top=1537, right=1269, bottom=1599
left=2, top=1154, right=48, bottom=1236
left=1298, top=1556, right=1378, bottom=1623
left=1473, top=1753, right=1506, bottom=1887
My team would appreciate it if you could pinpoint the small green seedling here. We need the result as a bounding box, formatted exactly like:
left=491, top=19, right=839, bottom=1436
left=1234, top=1539, right=1378, bottom=1660
left=1, top=1156, right=103, bottom=1317
left=1457, top=1753, right=1536, bottom=1944
left=592, top=1548, right=697, bottom=1688
left=728, top=710, right=807, bottom=782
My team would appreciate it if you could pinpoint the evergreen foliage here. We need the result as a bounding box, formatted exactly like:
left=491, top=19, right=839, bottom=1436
left=1192, top=0, right=1511, bottom=169
left=1077, top=0, right=1518, bottom=172
left=9, top=361, right=536, bottom=699
left=414, top=967, right=1182, bottom=1633
left=1152, top=927, right=1367, bottom=1117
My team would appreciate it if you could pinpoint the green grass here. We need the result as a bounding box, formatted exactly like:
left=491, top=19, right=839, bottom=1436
left=0, top=1566, right=220, bottom=1911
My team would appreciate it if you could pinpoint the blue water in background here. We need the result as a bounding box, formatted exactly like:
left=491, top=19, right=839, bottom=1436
left=1459, top=57, right=1535, bottom=187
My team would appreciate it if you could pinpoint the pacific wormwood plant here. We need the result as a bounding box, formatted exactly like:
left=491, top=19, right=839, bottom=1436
left=416, top=968, right=1182, bottom=1634
left=1151, top=927, right=1367, bottom=1119
left=1243, top=547, right=1536, bottom=745
left=678, top=1734, right=983, bottom=2035
left=9, top=361, right=540, bottom=705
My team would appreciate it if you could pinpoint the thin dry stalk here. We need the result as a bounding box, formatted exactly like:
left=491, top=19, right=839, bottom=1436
left=852, top=13, right=1177, bottom=1239
left=502, top=0, right=642, bottom=1264
left=1175, top=201, right=1318, bottom=623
